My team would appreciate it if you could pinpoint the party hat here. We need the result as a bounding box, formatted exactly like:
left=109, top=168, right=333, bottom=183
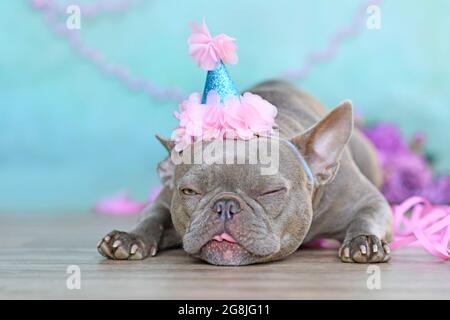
left=172, top=20, right=278, bottom=151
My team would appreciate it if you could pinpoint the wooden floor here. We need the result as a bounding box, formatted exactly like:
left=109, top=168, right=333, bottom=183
left=1, top=214, right=449, bottom=299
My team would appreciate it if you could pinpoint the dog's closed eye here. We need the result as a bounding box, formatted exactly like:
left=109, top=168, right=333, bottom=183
left=258, top=187, right=287, bottom=197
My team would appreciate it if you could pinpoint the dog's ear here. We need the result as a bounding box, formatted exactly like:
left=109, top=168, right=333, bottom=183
left=155, top=134, right=175, bottom=153
left=291, top=100, right=353, bottom=185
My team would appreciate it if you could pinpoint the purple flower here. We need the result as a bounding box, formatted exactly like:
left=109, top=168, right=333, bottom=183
left=381, top=152, right=433, bottom=204
left=363, top=123, right=409, bottom=155
left=363, top=121, right=449, bottom=205
left=422, top=176, right=450, bottom=205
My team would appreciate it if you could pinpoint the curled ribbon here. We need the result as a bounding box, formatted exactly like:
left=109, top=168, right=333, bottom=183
left=391, top=196, right=450, bottom=260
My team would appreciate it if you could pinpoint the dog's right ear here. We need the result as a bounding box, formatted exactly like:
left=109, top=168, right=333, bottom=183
left=155, top=134, right=175, bottom=153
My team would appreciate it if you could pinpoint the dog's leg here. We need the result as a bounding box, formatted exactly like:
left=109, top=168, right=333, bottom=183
left=338, top=196, right=392, bottom=263
left=97, top=188, right=181, bottom=260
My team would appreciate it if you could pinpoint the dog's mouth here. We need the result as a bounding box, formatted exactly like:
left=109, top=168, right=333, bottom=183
left=198, top=231, right=255, bottom=265
left=212, top=232, right=237, bottom=243
left=204, top=232, right=241, bottom=254
left=183, top=210, right=282, bottom=266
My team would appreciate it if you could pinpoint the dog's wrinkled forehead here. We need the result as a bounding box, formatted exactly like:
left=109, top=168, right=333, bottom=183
left=190, top=138, right=272, bottom=163
left=173, top=137, right=312, bottom=192
left=177, top=163, right=289, bottom=192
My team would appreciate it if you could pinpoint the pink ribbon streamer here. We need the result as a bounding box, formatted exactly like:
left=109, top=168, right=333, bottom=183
left=300, top=196, right=450, bottom=261
left=94, top=186, right=162, bottom=216
left=391, top=196, right=450, bottom=260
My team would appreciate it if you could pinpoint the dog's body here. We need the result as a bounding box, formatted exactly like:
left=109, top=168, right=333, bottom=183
left=98, top=80, right=392, bottom=265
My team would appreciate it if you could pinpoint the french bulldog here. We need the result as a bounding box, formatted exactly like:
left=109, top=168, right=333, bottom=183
left=97, top=80, right=392, bottom=265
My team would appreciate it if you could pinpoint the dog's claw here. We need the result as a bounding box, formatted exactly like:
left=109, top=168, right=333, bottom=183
left=339, top=235, right=390, bottom=263
left=359, top=245, right=367, bottom=255
left=343, top=247, right=350, bottom=258
left=112, top=240, right=121, bottom=248
left=98, top=242, right=113, bottom=258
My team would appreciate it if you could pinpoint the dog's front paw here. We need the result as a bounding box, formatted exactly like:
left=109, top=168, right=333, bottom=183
left=97, top=230, right=158, bottom=260
left=339, top=235, right=390, bottom=263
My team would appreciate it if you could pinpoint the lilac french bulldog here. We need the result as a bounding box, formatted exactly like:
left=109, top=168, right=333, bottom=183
left=98, top=80, right=392, bottom=265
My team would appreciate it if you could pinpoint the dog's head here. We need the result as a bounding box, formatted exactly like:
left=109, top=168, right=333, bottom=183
left=159, top=101, right=353, bottom=265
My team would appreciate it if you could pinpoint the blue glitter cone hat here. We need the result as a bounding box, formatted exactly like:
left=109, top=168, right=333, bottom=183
left=201, top=61, right=240, bottom=103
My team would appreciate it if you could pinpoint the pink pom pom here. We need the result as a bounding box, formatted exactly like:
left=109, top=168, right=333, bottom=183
left=239, top=92, right=278, bottom=134
left=188, top=20, right=238, bottom=71
left=172, top=91, right=278, bottom=151
left=213, top=33, right=238, bottom=65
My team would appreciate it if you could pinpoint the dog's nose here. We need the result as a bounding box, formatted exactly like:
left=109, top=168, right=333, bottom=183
left=213, top=198, right=241, bottom=220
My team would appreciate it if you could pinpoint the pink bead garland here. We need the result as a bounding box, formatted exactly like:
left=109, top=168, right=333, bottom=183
left=29, top=0, right=381, bottom=101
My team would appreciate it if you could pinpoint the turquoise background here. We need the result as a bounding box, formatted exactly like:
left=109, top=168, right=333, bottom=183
left=1, top=0, right=449, bottom=213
